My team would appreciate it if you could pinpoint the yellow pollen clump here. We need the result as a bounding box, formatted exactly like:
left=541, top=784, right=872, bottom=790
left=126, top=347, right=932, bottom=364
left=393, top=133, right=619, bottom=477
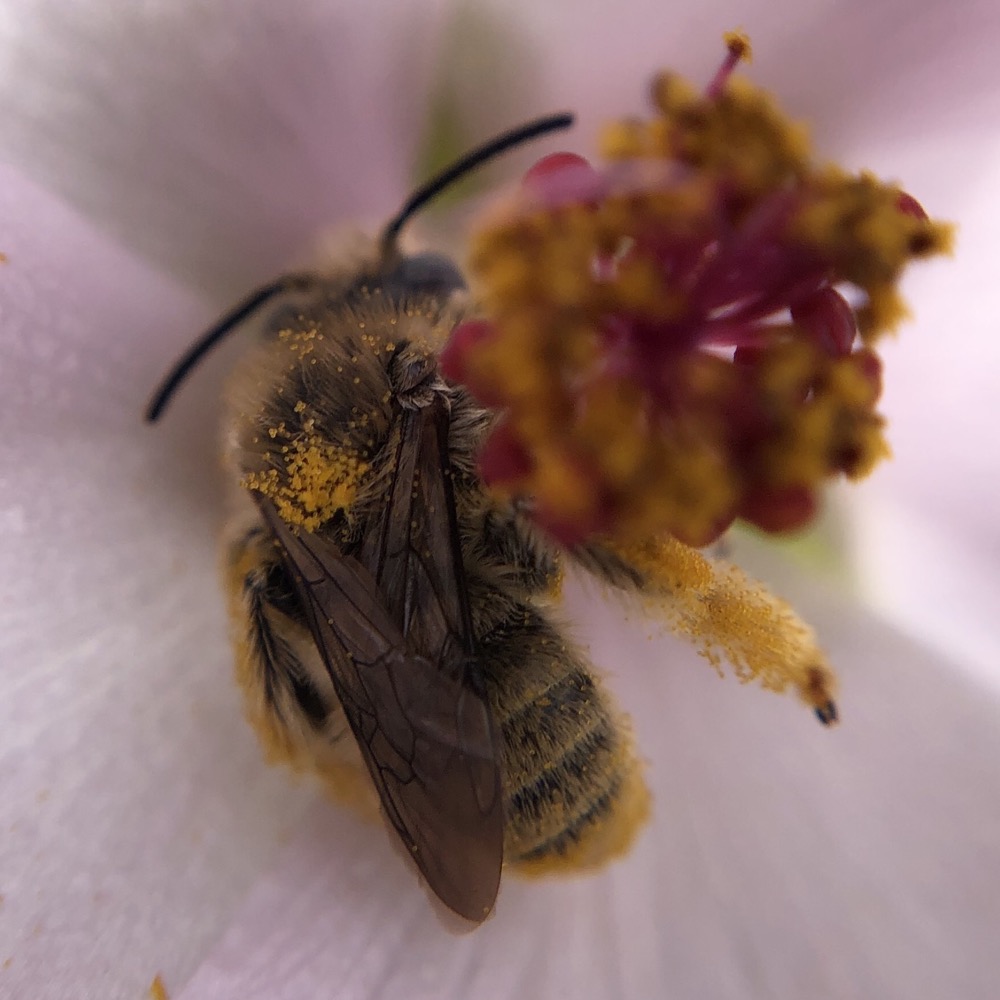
left=609, top=535, right=838, bottom=715
left=243, top=432, right=367, bottom=531
left=148, top=975, right=170, bottom=1000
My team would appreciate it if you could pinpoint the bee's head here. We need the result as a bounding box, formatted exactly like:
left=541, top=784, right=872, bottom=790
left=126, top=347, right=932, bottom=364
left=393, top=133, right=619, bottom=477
left=145, top=113, right=573, bottom=423
left=378, top=251, right=466, bottom=301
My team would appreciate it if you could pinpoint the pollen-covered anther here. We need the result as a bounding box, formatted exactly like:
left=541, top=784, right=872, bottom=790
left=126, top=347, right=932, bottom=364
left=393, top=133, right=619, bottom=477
left=445, top=36, right=951, bottom=549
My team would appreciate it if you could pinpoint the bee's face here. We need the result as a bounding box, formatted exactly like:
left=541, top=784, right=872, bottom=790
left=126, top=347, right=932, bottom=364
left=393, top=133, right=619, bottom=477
left=378, top=252, right=466, bottom=301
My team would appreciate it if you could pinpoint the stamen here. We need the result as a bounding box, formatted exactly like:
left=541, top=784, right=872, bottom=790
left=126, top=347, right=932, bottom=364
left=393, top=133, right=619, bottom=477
left=705, top=30, right=753, bottom=99
left=447, top=36, right=951, bottom=551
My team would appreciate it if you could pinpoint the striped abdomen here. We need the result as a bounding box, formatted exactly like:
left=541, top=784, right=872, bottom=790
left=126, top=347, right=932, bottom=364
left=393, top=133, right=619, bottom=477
left=477, top=604, right=650, bottom=873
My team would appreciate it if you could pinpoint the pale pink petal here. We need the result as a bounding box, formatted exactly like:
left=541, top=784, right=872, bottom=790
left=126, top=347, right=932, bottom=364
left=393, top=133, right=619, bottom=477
left=177, top=574, right=1000, bottom=1000
left=2, top=3, right=998, bottom=998
left=0, top=163, right=317, bottom=999
left=0, top=0, right=453, bottom=298
left=836, top=60, right=1000, bottom=680
left=479, top=0, right=999, bottom=142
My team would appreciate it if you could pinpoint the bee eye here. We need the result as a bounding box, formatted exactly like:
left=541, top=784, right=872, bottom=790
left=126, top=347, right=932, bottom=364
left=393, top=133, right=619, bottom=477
left=382, top=252, right=467, bottom=299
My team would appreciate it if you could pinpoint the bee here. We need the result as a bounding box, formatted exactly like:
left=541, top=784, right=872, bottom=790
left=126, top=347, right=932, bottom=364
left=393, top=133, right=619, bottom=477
left=146, top=115, right=653, bottom=923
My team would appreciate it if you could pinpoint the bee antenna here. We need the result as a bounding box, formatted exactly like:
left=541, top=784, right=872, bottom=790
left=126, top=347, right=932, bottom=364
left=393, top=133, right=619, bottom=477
left=147, top=114, right=575, bottom=423
left=380, top=111, right=575, bottom=252
left=145, top=273, right=317, bottom=422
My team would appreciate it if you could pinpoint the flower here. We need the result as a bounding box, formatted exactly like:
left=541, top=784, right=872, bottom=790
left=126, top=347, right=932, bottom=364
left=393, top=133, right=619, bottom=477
left=443, top=36, right=952, bottom=549
left=1, top=3, right=999, bottom=1000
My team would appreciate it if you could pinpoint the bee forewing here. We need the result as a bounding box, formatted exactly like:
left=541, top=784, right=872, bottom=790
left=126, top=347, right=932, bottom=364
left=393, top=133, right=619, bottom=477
left=258, top=499, right=503, bottom=922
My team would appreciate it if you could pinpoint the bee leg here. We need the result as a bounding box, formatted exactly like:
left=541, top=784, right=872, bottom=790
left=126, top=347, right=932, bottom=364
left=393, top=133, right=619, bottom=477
left=223, top=520, right=379, bottom=818
left=224, top=524, right=332, bottom=748
left=572, top=537, right=840, bottom=723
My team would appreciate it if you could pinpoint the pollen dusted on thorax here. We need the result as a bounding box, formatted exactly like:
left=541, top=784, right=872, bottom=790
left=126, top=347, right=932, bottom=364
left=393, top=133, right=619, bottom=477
left=242, top=418, right=368, bottom=532
left=278, top=324, right=323, bottom=358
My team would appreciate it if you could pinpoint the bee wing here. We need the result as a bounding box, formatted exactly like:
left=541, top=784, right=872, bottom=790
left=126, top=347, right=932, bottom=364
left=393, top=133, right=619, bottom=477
left=361, top=397, right=477, bottom=677
left=257, top=401, right=503, bottom=923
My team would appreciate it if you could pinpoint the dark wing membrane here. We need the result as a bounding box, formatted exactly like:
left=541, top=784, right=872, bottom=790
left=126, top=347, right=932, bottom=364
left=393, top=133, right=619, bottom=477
left=256, top=418, right=504, bottom=921
left=361, top=397, right=475, bottom=675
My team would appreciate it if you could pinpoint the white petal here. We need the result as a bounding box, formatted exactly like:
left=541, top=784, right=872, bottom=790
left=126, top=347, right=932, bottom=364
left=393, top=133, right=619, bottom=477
left=0, top=163, right=314, bottom=999
left=0, top=0, right=453, bottom=297
left=834, top=78, right=1000, bottom=683
left=461, top=0, right=999, bottom=138
left=177, top=572, right=1000, bottom=1000
left=4, top=7, right=997, bottom=997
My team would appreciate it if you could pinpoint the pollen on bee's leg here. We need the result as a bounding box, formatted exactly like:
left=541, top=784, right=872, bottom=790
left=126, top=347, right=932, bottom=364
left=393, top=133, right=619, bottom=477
left=310, top=752, right=382, bottom=826
left=221, top=515, right=382, bottom=824
left=610, top=535, right=841, bottom=723
left=221, top=529, right=304, bottom=767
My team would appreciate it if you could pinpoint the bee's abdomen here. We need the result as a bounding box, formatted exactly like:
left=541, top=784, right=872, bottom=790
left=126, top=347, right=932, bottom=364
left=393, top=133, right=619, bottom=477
left=478, top=606, right=650, bottom=873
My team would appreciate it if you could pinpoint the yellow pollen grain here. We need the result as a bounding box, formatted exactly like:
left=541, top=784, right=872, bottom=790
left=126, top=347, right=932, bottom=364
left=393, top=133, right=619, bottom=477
left=149, top=975, right=170, bottom=1000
